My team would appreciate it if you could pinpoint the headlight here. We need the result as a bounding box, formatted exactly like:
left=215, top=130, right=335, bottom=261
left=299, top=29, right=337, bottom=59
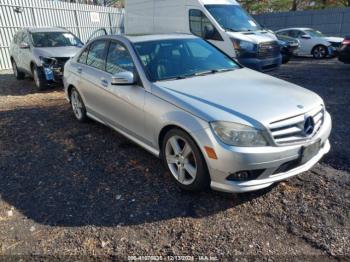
left=231, top=38, right=257, bottom=56
left=210, top=121, right=268, bottom=147
left=39, top=56, right=56, bottom=67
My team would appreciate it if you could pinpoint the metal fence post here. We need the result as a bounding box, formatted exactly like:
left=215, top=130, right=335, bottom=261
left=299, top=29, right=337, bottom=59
left=74, top=10, right=81, bottom=39
left=108, top=12, right=113, bottom=34
left=31, top=7, right=37, bottom=26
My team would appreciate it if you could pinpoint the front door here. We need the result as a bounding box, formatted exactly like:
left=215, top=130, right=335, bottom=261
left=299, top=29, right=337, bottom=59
left=187, top=8, right=232, bottom=57
left=101, top=40, right=146, bottom=142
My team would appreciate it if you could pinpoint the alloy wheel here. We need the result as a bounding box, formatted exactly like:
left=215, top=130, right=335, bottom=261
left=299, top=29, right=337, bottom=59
left=33, top=68, right=40, bottom=87
left=313, top=46, right=326, bottom=59
left=71, top=90, right=83, bottom=120
left=165, top=136, right=197, bottom=185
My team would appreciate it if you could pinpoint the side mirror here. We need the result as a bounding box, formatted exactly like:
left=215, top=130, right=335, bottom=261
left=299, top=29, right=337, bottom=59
left=204, top=24, right=215, bottom=40
left=19, top=42, right=30, bottom=49
left=301, top=35, right=311, bottom=39
left=111, top=71, right=136, bottom=85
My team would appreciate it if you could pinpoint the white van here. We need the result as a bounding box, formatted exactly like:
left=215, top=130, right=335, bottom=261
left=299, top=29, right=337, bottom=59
left=125, top=0, right=282, bottom=71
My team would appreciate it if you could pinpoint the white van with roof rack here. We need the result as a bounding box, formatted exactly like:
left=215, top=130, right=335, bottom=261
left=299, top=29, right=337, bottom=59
left=125, top=0, right=282, bottom=72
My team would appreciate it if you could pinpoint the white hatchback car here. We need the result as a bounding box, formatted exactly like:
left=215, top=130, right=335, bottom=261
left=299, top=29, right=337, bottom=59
left=276, top=28, right=344, bottom=59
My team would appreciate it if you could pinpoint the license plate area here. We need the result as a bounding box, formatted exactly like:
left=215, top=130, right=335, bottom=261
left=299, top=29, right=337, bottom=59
left=300, top=139, right=321, bottom=164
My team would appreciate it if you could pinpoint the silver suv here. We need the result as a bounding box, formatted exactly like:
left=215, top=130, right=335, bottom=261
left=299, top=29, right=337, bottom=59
left=64, top=34, right=332, bottom=193
left=10, top=27, right=83, bottom=90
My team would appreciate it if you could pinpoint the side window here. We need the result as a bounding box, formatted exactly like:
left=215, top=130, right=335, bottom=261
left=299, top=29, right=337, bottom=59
left=106, top=41, right=135, bottom=74
left=278, top=31, right=289, bottom=37
left=22, top=33, right=30, bottom=45
left=189, top=9, right=222, bottom=41
left=86, top=40, right=108, bottom=70
left=289, top=30, right=301, bottom=38
left=78, top=46, right=90, bottom=64
left=16, top=32, right=24, bottom=44
left=13, top=32, right=18, bottom=44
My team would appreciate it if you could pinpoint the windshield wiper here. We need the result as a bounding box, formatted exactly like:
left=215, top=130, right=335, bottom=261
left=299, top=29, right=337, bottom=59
left=194, top=68, right=235, bottom=76
left=158, top=69, right=235, bottom=81
left=158, top=75, right=193, bottom=81
left=225, top=28, right=239, bottom=32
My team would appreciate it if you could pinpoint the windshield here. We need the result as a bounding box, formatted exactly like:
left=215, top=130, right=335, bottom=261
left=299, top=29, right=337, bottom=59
left=134, top=38, right=240, bottom=82
left=305, top=29, right=324, bottom=37
left=205, top=4, right=261, bottom=32
left=31, top=32, right=83, bottom=48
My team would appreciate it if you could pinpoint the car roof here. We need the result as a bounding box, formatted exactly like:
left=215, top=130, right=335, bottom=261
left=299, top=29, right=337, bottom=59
left=123, top=34, right=198, bottom=43
left=25, top=27, right=69, bottom=33
left=277, top=28, right=313, bottom=32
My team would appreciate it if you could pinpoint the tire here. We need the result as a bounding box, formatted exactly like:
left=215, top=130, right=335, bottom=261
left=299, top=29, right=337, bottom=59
left=70, top=87, right=88, bottom=122
left=312, top=45, right=328, bottom=59
left=161, top=128, right=210, bottom=192
left=282, top=55, right=290, bottom=64
left=32, top=65, right=48, bottom=90
left=12, top=59, right=25, bottom=80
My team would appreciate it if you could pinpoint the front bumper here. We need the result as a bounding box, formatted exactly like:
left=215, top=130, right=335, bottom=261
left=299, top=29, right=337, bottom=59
left=192, top=112, right=332, bottom=193
left=238, top=55, right=282, bottom=72
left=41, top=66, right=64, bottom=82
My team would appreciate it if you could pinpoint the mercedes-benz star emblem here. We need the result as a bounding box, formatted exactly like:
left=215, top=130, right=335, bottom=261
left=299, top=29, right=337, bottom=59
left=304, top=116, right=315, bottom=136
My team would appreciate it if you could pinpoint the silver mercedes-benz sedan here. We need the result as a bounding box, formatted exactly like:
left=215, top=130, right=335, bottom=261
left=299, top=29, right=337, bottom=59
left=63, top=34, right=332, bottom=193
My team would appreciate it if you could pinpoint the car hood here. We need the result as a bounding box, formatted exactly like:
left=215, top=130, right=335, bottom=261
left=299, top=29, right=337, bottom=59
left=324, top=36, right=344, bottom=43
left=33, top=46, right=81, bottom=58
left=227, top=30, right=277, bottom=44
left=152, top=68, right=323, bottom=128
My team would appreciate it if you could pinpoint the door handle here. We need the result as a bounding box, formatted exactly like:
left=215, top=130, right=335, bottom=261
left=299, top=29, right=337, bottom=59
left=77, top=67, right=82, bottom=74
left=101, top=78, right=109, bottom=87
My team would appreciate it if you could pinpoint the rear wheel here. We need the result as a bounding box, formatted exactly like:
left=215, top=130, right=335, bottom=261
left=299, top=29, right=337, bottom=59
left=162, top=128, right=210, bottom=191
left=312, top=45, right=328, bottom=59
left=12, top=60, right=25, bottom=80
left=70, top=87, right=88, bottom=122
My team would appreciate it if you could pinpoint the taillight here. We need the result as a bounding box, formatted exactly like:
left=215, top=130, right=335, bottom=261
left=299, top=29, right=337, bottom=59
left=342, top=39, right=350, bottom=45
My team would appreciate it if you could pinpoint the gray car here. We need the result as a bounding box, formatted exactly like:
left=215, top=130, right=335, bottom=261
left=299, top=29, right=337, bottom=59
left=10, top=27, right=83, bottom=90
left=63, top=34, right=332, bottom=193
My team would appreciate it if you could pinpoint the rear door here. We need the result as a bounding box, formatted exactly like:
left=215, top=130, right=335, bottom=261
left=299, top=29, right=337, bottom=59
left=76, top=39, right=111, bottom=121
left=289, top=30, right=309, bottom=55
left=21, top=32, right=33, bottom=73
left=14, top=31, right=25, bottom=69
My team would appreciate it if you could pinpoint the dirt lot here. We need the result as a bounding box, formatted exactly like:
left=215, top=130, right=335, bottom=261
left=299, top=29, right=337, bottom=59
left=0, top=58, right=349, bottom=261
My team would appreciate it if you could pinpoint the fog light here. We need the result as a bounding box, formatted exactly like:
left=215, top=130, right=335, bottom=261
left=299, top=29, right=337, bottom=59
left=227, top=169, right=265, bottom=182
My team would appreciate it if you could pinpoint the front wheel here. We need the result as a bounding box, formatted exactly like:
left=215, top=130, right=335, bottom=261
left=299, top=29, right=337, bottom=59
left=32, top=65, right=48, bottom=90
left=312, top=45, right=328, bottom=59
left=162, top=128, right=210, bottom=191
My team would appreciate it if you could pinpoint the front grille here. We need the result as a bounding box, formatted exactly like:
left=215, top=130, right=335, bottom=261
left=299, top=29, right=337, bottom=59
left=330, top=42, right=341, bottom=48
left=258, top=41, right=280, bottom=59
left=269, top=105, right=325, bottom=145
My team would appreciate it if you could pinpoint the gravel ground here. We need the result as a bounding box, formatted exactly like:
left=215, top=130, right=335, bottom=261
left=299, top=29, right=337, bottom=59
left=0, top=58, right=349, bottom=261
